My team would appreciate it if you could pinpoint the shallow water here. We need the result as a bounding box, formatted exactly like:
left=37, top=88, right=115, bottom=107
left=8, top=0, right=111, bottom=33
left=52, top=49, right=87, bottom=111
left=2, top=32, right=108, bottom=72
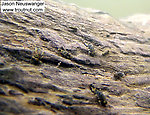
left=62, top=0, right=150, bottom=18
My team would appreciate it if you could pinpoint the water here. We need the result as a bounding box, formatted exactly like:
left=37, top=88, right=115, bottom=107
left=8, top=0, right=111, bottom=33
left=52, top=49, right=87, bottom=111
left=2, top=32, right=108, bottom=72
left=62, top=0, right=150, bottom=18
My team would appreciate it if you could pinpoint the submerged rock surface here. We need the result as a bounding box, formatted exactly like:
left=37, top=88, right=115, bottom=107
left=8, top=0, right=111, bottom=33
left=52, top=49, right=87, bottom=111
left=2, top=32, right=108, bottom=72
left=0, top=0, right=150, bottom=114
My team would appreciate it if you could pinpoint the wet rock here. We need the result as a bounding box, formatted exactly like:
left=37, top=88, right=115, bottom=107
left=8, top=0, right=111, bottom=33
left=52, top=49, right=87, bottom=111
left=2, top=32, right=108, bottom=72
left=0, top=67, right=24, bottom=81
left=0, top=97, right=31, bottom=114
left=73, top=89, right=81, bottom=92
left=78, top=86, right=86, bottom=89
left=19, top=81, right=67, bottom=93
left=68, top=106, right=113, bottom=115
left=72, top=94, right=90, bottom=100
left=0, top=18, right=18, bottom=26
left=62, top=99, right=74, bottom=106
left=0, top=0, right=150, bottom=114
left=28, top=88, right=48, bottom=93
left=40, top=53, right=75, bottom=67
left=92, top=82, right=129, bottom=96
left=108, top=86, right=128, bottom=96
left=47, top=102, right=68, bottom=110
left=9, top=90, right=23, bottom=96
left=56, top=95, right=73, bottom=100
left=145, top=87, right=150, bottom=92
left=42, top=84, right=68, bottom=93
left=0, top=46, right=32, bottom=63
left=111, top=40, right=150, bottom=57
left=62, top=99, right=90, bottom=106
left=68, top=27, right=78, bottom=33
left=29, top=97, right=69, bottom=111
left=125, top=74, right=150, bottom=86
left=135, top=91, right=150, bottom=109
left=28, top=97, right=46, bottom=106
left=145, top=58, right=150, bottom=62
left=11, top=83, right=28, bottom=93
left=73, top=54, right=101, bottom=67
left=0, top=79, right=28, bottom=93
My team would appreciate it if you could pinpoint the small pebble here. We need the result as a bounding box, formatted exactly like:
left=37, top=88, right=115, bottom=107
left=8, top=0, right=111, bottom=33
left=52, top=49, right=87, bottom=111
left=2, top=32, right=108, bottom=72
left=0, top=88, right=6, bottom=95
left=114, top=72, right=125, bottom=80
left=9, top=90, right=23, bottom=96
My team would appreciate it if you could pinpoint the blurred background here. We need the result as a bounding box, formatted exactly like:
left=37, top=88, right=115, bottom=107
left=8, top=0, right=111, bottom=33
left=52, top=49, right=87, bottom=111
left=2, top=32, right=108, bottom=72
left=62, top=0, right=150, bottom=18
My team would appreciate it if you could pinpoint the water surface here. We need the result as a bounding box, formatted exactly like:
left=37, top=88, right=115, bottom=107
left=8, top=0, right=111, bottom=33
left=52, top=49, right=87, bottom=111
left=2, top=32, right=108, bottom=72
left=62, top=0, right=150, bottom=18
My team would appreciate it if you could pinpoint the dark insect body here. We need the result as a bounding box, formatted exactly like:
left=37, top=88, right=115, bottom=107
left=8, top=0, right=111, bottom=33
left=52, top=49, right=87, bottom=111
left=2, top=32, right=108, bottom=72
left=89, top=84, right=107, bottom=107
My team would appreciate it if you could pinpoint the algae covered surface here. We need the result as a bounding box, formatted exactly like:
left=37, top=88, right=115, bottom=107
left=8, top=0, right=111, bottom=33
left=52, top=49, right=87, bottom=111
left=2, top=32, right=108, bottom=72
left=0, top=0, right=150, bottom=114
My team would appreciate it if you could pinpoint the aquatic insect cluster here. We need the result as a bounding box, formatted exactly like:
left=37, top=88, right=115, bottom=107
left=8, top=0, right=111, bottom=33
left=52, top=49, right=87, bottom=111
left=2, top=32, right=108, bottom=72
left=89, top=84, right=107, bottom=107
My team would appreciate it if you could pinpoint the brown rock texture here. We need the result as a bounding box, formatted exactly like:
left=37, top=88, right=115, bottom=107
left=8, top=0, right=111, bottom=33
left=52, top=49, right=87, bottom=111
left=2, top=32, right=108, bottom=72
left=0, top=0, right=150, bottom=114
